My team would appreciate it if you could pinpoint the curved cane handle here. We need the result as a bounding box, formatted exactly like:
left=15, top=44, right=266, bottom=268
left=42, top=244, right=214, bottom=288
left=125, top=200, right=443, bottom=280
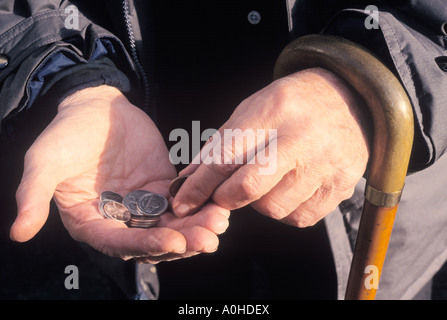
left=274, top=34, right=414, bottom=300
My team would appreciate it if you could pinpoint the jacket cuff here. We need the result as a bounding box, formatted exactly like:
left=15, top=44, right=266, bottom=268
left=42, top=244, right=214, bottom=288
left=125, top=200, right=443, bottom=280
left=26, top=37, right=132, bottom=109
left=39, top=55, right=131, bottom=108
left=0, top=6, right=139, bottom=124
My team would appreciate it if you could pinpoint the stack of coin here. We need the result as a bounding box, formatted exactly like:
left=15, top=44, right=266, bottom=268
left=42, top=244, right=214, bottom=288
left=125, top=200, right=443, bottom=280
left=99, top=190, right=168, bottom=228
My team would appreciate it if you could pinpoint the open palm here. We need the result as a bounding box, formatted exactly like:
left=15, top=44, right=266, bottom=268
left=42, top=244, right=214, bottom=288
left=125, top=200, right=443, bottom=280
left=10, top=86, right=229, bottom=263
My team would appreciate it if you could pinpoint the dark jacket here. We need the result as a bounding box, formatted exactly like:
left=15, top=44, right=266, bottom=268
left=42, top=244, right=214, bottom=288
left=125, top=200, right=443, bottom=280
left=0, top=0, right=446, bottom=170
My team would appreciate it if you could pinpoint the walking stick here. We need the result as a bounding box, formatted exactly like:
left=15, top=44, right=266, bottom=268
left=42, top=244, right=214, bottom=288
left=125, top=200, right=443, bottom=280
left=274, top=34, right=414, bottom=300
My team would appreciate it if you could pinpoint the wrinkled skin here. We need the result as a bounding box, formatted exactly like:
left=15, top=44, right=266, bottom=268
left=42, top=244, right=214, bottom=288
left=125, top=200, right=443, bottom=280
left=173, top=68, right=370, bottom=228
left=10, top=85, right=230, bottom=264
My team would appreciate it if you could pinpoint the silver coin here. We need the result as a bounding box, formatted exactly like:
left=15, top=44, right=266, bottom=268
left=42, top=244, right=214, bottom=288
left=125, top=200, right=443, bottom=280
left=99, top=200, right=109, bottom=218
left=137, top=193, right=169, bottom=216
left=123, top=190, right=152, bottom=215
left=100, top=200, right=131, bottom=222
left=100, top=191, right=123, bottom=203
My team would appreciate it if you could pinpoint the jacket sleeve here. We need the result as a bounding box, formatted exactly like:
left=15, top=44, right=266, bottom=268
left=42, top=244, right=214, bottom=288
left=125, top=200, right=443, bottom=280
left=0, top=0, right=138, bottom=136
left=320, top=1, right=447, bottom=172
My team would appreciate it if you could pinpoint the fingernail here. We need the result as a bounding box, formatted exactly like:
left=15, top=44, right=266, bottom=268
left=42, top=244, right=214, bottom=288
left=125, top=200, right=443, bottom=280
left=210, top=246, right=219, bottom=253
left=174, top=203, right=191, bottom=217
left=175, top=247, right=187, bottom=254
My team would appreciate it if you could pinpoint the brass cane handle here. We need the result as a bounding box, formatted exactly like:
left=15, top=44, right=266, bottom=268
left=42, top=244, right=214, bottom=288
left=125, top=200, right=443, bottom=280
left=274, top=34, right=414, bottom=300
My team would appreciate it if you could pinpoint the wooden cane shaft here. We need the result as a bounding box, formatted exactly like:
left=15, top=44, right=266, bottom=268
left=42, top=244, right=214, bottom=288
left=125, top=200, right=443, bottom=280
left=344, top=202, right=398, bottom=300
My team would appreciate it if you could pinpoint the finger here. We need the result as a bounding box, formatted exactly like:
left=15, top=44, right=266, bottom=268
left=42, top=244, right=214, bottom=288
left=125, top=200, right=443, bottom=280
left=249, top=165, right=320, bottom=220
left=77, top=223, right=218, bottom=260
left=73, top=218, right=188, bottom=259
left=178, top=164, right=199, bottom=177
left=179, top=225, right=220, bottom=253
left=133, top=224, right=221, bottom=264
left=172, top=127, right=275, bottom=217
left=69, top=205, right=221, bottom=260
left=171, top=154, right=240, bottom=218
left=57, top=199, right=187, bottom=258
left=10, top=173, right=57, bottom=242
left=171, top=128, right=236, bottom=217
left=280, top=183, right=353, bottom=228
left=159, top=203, right=230, bottom=235
left=211, top=138, right=294, bottom=210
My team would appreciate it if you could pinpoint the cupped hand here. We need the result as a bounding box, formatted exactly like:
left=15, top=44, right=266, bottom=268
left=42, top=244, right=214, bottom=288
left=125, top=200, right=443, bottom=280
left=172, top=68, right=370, bottom=227
left=10, top=85, right=230, bottom=263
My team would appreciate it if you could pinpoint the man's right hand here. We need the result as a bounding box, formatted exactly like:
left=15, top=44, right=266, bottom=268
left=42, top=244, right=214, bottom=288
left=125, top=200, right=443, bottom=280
left=10, top=85, right=230, bottom=263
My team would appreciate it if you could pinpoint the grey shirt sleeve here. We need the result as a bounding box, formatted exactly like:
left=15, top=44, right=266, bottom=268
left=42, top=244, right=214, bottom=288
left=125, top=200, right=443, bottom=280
left=323, top=4, right=447, bottom=171
left=286, top=0, right=447, bottom=171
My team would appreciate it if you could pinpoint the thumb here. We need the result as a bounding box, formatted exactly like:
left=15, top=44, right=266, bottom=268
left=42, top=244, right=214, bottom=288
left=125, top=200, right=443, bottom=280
left=10, top=173, right=56, bottom=242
